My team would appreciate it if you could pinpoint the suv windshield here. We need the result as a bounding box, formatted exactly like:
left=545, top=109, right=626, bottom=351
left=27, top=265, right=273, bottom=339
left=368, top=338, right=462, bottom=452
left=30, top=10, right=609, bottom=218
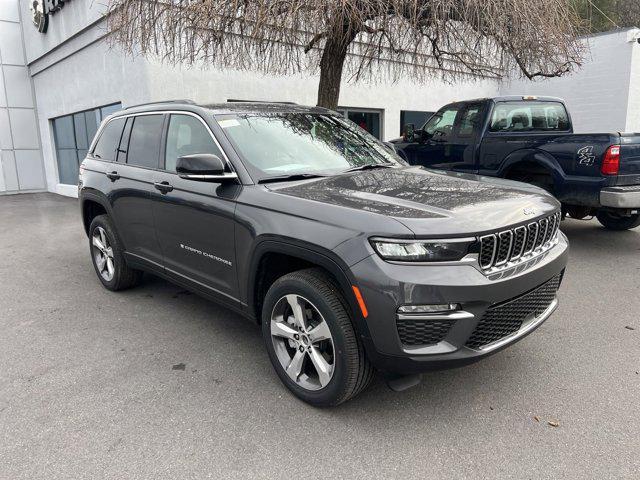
left=215, top=113, right=400, bottom=180
left=489, top=101, right=570, bottom=132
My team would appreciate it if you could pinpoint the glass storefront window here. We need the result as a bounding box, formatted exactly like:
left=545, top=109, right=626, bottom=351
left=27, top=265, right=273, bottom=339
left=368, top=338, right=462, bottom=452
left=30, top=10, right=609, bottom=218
left=337, top=108, right=382, bottom=139
left=52, top=103, right=122, bottom=185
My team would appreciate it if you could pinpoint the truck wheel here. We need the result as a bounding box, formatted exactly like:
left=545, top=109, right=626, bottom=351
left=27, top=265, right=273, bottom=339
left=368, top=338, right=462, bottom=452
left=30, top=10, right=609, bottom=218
left=89, top=215, right=143, bottom=291
left=596, top=211, right=640, bottom=230
left=261, top=268, right=373, bottom=406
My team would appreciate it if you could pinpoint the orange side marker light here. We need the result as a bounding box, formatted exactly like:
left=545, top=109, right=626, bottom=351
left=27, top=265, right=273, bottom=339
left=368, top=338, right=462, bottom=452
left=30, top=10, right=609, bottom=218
left=352, top=286, right=368, bottom=318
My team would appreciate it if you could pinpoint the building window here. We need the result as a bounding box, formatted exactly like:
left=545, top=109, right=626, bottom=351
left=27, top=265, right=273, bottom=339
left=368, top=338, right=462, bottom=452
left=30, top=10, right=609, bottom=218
left=52, top=103, right=122, bottom=185
left=337, top=108, right=383, bottom=139
left=400, top=110, right=434, bottom=135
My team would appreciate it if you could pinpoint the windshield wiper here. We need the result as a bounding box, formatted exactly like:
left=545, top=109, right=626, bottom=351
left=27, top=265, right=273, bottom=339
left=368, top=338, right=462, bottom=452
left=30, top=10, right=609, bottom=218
left=258, top=173, right=328, bottom=184
left=342, top=163, right=395, bottom=173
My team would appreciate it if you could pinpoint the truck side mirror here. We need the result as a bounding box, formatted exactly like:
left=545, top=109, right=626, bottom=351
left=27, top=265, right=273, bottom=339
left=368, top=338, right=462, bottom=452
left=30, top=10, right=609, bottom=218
left=402, top=123, right=416, bottom=142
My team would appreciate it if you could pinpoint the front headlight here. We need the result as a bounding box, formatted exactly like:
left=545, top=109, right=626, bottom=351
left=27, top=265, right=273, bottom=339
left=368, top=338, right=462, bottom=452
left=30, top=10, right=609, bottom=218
left=370, top=238, right=475, bottom=262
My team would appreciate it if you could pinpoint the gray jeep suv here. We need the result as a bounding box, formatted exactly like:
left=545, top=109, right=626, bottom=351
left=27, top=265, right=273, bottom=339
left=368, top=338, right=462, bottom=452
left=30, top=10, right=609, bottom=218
left=79, top=101, right=569, bottom=406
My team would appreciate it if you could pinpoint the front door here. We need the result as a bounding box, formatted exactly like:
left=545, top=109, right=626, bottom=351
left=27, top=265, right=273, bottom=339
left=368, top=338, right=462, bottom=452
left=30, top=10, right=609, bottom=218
left=151, top=113, right=240, bottom=301
left=407, top=105, right=460, bottom=169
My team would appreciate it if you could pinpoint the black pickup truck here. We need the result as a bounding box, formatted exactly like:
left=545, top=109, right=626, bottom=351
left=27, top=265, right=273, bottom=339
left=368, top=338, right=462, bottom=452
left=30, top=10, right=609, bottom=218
left=392, top=96, right=640, bottom=230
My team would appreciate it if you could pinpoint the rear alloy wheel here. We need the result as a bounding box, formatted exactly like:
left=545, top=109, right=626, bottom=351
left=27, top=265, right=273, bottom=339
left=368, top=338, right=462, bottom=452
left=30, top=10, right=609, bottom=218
left=261, top=268, right=373, bottom=406
left=92, top=226, right=115, bottom=282
left=596, top=210, right=640, bottom=231
left=89, top=214, right=143, bottom=291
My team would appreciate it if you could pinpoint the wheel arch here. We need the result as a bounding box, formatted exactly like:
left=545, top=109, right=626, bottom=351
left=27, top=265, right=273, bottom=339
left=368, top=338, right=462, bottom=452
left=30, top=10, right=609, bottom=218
left=247, top=238, right=371, bottom=340
left=499, top=149, right=565, bottom=190
left=80, top=191, right=113, bottom=236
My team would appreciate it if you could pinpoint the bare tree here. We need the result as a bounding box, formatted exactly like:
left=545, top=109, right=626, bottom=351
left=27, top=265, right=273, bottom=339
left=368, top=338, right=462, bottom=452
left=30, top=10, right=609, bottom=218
left=106, top=0, right=585, bottom=109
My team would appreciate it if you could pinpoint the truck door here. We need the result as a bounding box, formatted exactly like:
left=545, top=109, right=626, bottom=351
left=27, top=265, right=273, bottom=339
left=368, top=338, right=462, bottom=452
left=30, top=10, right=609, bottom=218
left=406, top=105, right=460, bottom=169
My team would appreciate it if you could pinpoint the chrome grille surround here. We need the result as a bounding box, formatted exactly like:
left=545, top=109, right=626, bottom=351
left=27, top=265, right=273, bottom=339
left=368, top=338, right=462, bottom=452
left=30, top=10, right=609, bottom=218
left=478, top=212, right=561, bottom=273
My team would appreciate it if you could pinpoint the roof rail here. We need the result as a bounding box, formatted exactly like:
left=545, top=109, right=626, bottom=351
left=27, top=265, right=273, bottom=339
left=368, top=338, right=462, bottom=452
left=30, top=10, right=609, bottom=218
left=124, top=99, right=196, bottom=110
left=226, top=99, right=298, bottom=105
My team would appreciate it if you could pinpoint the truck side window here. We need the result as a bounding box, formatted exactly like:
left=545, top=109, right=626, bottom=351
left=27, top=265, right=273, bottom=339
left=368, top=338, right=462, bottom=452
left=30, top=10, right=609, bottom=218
left=458, top=106, right=481, bottom=137
left=424, top=107, right=458, bottom=139
left=92, top=118, right=126, bottom=161
left=164, top=114, right=224, bottom=173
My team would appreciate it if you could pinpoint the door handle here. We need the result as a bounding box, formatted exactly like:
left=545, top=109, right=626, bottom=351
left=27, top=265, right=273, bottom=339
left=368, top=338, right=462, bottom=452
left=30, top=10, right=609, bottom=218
left=154, top=181, right=174, bottom=194
left=105, top=171, right=120, bottom=181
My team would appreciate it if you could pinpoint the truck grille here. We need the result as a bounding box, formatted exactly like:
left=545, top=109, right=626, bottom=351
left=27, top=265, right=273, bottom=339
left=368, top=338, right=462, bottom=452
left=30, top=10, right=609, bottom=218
left=465, top=274, right=562, bottom=350
left=479, top=212, right=561, bottom=271
left=396, top=319, right=454, bottom=346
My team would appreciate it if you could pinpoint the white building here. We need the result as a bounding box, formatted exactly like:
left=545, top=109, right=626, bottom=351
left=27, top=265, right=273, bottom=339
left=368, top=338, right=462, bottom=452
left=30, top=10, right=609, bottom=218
left=0, top=0, right=638, bottom=197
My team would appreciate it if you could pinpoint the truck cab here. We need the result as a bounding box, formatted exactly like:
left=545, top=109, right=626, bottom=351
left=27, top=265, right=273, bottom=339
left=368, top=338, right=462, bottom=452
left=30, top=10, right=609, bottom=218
left=392, top=96, right=640, bottom=230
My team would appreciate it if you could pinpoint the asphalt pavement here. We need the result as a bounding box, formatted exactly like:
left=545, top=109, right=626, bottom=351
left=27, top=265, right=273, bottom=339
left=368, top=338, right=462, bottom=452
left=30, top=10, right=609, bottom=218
left=0, top=193, right=638, bottom=479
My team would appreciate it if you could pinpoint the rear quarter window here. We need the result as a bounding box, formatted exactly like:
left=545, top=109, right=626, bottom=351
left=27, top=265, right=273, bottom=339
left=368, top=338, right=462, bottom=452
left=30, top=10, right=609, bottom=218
left=489, top=102, right=570, bottom=133
left=92, top=117, right=126, bottom=161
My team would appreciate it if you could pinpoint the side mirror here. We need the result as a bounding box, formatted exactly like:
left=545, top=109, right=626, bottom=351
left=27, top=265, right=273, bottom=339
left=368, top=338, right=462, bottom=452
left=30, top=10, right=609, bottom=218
left=176, top=154, right=238, bottom=182
left=402, top=123, right=416, bottom=142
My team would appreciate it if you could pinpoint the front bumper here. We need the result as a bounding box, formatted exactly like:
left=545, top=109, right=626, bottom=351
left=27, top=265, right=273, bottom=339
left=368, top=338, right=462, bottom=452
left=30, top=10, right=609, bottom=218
left=600, top=185, right=640, bottom=209
left=351, top=232, right=569, bottom=374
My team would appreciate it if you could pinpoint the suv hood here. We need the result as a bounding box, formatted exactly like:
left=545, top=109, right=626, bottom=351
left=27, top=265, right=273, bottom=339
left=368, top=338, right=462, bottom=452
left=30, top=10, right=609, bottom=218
left=269, top=166, right=559, bottom=236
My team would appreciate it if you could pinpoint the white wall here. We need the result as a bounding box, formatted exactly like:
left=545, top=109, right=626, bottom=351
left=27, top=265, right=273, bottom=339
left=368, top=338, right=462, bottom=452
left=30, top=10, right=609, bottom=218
left=0, top=0, right=45, bottom=194
left=500, top=28, right=639, bottom=133
left=626, top=32, right=640, bottom=132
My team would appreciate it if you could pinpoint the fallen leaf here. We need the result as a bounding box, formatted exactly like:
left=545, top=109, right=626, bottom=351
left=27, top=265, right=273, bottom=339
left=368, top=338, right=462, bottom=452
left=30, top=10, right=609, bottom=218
left=533, top=416, right=540, bottom=422
left=548, top=420, right=560, bottom=427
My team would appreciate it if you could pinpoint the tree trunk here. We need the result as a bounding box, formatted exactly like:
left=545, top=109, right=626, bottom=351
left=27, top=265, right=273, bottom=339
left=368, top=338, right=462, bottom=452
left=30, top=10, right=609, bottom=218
left=316, top=32, right=355, bottom=110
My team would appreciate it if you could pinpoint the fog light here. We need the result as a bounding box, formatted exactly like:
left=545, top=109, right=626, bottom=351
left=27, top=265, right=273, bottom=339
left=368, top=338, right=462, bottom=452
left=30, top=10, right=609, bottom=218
left=397, top=304, right=458, bottom=314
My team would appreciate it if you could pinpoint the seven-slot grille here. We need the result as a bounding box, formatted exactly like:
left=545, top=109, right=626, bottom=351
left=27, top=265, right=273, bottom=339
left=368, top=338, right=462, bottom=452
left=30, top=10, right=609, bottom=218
left=479, top=212, right=561, bottom=271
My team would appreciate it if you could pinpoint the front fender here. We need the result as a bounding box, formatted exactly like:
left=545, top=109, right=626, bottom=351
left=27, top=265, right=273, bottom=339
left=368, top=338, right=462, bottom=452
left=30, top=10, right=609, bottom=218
left=245, top=236, right=373, bottom=341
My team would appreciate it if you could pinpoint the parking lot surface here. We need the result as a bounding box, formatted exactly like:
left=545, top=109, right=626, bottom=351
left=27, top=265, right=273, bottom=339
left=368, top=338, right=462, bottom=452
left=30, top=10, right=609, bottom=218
left=1, top=193, right=638, bottom=479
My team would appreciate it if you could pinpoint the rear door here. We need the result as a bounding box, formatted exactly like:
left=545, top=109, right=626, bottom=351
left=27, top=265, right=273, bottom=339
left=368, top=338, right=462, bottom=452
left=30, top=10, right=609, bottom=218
left=91, top=114, right=163, bottom=268
left=150, top=113, right=240, bottom=302
left=445, top=102, right=483, bottom=173
left=107, top=114, right=165, bottom=268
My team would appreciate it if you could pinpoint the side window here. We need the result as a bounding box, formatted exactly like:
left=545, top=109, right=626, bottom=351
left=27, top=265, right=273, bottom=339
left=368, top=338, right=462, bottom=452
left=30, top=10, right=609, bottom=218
left=164, top=114, right=224, bottom=172
left=127, top=115, right=164, bottom=169
left=457, top=106, right=481, bottom=137
left=92, top=118, right=126, bottom=161
left=424, top=107, right=458, bottom=139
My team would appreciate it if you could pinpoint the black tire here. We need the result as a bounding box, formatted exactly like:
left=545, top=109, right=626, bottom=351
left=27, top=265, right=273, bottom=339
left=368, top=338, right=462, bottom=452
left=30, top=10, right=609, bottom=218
left=261, top=268, right=373, bottom=406
left=89, top=214, right=143, bottom=291
left=596, top=210, right=640, bottom=231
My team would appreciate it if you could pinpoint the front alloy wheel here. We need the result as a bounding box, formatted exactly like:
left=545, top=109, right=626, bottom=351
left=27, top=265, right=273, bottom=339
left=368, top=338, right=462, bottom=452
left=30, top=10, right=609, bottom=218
left=261, top=268, right=373, bottom=406
left=270, top=294, right=335, bottom=390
